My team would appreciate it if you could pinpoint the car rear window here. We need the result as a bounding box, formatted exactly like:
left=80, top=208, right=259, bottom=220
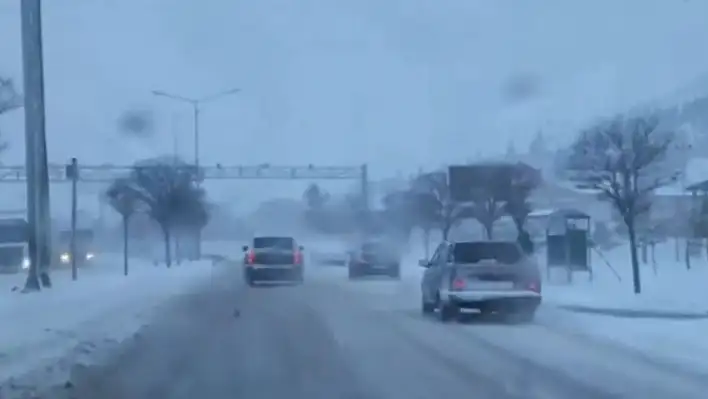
left=452, top=242, right=522, bottom=264
left=253, top=237, right=294, bottom=249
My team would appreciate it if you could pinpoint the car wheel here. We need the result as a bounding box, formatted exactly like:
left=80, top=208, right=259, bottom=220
left=245, top=272, right=257, bottom=287
left=421, top=298, right=435, bottom=315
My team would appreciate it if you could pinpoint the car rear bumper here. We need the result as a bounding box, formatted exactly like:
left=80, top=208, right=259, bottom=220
left=246, top=264, right=303, bottom=280
left=442, top=290, right=542, bottom=311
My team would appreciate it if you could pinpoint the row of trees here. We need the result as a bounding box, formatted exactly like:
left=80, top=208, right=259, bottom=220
left=301, top=163, right=542, bottom=249
left=302, top=183, right=366, bottom=234
left=1, top=73, right=210, bottom=284
left=407, top=164, right=541, bottom=241
left=106, top=157, right=210, bottom=274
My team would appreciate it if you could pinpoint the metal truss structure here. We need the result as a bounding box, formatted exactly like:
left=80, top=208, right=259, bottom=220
left=0, top=163, right=366, bottom=183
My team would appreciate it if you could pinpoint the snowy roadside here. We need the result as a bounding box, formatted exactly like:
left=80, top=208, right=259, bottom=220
left=396, top=241, right=708, bottom=375
left=542, top=242, right=708, bottom=315
left=538, top=243, right=708, bottom=375
left=0, top=257, right=220, bottom=397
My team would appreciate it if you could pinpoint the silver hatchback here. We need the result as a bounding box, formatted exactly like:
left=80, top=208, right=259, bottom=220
left=420, top=240, right=541, bottom=322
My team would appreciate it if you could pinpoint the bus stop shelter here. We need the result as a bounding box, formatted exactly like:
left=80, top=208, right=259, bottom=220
left=545, top=208, right=591, bottom=282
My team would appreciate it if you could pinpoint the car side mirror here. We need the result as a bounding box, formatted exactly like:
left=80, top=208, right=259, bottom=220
left=298, top=245, right=304, bottom=251
left=418, top=259, right=430, bottom=268
left=242, top=245, right=248, bottom=252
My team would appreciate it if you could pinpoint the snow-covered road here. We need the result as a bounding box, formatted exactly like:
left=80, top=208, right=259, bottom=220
left=18, top=252, right=708, bottom=399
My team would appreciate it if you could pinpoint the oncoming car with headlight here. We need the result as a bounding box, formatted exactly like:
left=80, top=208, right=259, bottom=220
left=58, top=250, right=95, bottom=265
left=56, top=228, right=96, bottom=267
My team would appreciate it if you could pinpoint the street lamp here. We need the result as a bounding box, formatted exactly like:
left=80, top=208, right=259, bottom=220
left=152, top=88, right=240, bottom=168
left=151, top=88, right=239, bottom=261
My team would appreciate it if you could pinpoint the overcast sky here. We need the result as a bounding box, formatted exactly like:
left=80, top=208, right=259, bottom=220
left=1, top=0, right=708, bottom=211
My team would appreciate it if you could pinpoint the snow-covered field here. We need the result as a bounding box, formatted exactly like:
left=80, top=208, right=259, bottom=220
left=0, top=254, right=219, bottom=393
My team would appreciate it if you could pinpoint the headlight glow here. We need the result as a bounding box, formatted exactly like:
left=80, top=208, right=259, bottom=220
left=85, top=252, right=94, bottom=260
left=60, top=253, right=70, bottom=263
left=22, top=258, right=30, bottom=270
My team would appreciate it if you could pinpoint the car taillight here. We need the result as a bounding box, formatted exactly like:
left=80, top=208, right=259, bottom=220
left=293, top=250, right=302, bottom=265
left=246, top=250, right=255, bottom=265
left=451, top=278, right=466, bottom=290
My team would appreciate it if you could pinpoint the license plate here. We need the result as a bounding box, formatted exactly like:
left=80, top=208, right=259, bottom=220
left=466, top=281, right=514, bottom=290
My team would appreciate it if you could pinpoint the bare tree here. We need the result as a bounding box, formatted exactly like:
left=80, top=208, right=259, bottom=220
left=172, top=183, right=210, bottom=262
left=106, top=177, right=142, bottom=276
left=303, top=183, right=329, bottom=210
left=504, top=163, right=542, bottom=236
left=468, top=188, right=505, bottom=240
left=126, top=157, right=207, bottom=267
left=382, top=190, right=417, bottom=241
left=0, top=76, right=22, bottom=153
left=567, top=115, right=678, bottom=293
left=413, top=172, right=473, bottom=241
left=0, top=76, right=22, bottom=115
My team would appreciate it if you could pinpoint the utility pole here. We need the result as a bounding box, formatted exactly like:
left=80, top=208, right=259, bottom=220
left=68, top=158, right=78, bottom=281
left=171, top=113, right=180, bottom=158
left=152, top=88, right=240, bottom=259
left=20, top=0, right=52, bottom=291
left=193, top=105, right=200, bottom=169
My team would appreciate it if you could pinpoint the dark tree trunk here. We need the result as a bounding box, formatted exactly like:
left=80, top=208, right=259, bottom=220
left=24, top=234, right=41, bottom=292
left=123, top=216, right=129, bottom=276
left=641, top=242, right=648, bottom=264
left=175, top=231, right=181, bottom=265
left=442, top=223, right=451, bottom=241
left=39, top=240, right=52, bottom=288
left=512, top=216, right=525, bottom=236
left=162, top=225, right=172, bottom=267
left=483, top=221, right=494, bottom=240
left=627, top=221, right=642, bottom=294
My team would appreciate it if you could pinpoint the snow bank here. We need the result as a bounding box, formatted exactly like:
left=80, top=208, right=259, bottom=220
left=542, top=307, right=708, bottom=375
left=538, top=242, right=708, bottom=374
left=542, top=242, right=708, bottom=314
left=0, top=257, right=217, bottom=391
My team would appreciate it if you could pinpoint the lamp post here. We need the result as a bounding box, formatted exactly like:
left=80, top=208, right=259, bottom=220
left=151, top=88, right=240, bottom=169
left=151, top=88, right=240, bottom=259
